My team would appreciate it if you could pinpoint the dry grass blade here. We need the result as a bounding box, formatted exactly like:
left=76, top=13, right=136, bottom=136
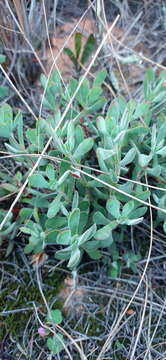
left=5, top=0, right=46, bottom=75
left=111, top=34, right=166, bottom=72
left=91, top=0, right=166, bottom=74
left=13, top=0, right=25, bottom=32
left=143, top=296, right=166, bottom=359
left=129, top=276, right=148, bottom=359
left=42, top=0, right=54, bottom=64
left=0, top=64, right=39, bottom=121
left=92, top=0, right=131, bottom=97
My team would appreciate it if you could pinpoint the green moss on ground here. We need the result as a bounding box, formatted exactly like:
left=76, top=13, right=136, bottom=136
left=0, top=259, right=65, bottom=342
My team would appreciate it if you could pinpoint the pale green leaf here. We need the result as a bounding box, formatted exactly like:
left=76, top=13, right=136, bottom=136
left=66, top=121, right=75, bottom=152
left=120, top=148, right=136, bottom=166
left=56, top=230, right=71, bottom=245
left=80, top=34, right=95, bottom=65
left=106, top=198, right=121, bottom=219
left=73, top=138, right=94, bottom=161
left=72, top=191, right=79, bottom=210
left=122, top=201, right=135, bottom=217
left=78, top=224, right=96, bottom=245
left=47, top=309, right=63, bottom=325
left=68, top=248, right=81, bottom=269
left=93, top=70, right=107, bottom=87
left=96, top=116, right=108, bottom=135
left=133, top=103, right=150, bottom=119
left=156, top=146, right=166, bottom=156
left=75, top=32, right=82, bottom=59
left=94, top=221, right=117, bottom=240
left=93, top=211, right=110, bottom=225
left=47, top=195, right=62, bottom=218
left=0, top=104, right=13, bottom=137
left=63, top=47, right=77, bottom=68
left=88, top=87, right=102, bottom=106
left=46, top=164, right=55, bottom=181
left=0, top=86, right=9, bottom=99
left=138, top=153, right=152, bottom=167
left=0, top=55, right=6, bottom=63
left=47, top=335, right=64, bottom=354
left=125, top=217, right=143, bottom=225
left=68, top=208, right=80, bottom=235
left=29, top=174, right=49, bottom=189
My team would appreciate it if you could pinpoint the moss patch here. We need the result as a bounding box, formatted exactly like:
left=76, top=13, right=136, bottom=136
left=0, top=250, right=65, bottom=342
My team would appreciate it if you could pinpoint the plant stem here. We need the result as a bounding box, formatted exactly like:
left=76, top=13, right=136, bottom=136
left=72, top=269, right=77, bottom=290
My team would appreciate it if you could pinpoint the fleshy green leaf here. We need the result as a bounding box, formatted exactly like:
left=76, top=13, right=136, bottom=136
left=68, top=248, right=81, bottom=269
left=56, top=170, right=70, bottom=187
left=163, top=219, right=166, bottom=233
left=138, top=153, right=152, bottom=167
left=47, top=309, right=63, bottom=325
left=0, top=55, right=6, bottom=63
left=93, top=70, right=107, bottom=87
left=63, top=47, right=77, bottom=68
left=93, top=211, right=110, bottom=225
left=47, top=194, right=62, bottom=218
left=75, top=32, right=82, bottom=59
left=73, top=138, right=94, bottom=161
left=129, top=207, right=147, bottom=219
left=156, top=146, right=166, bottom=156
left=47, top=335, right=64, bottom=354
left=76, top=80, right=89, bottom=106
left=87, top=87, right=102, bottom=106
left=78, top=224, right=96, bottom=245
left=72, top=191, right=79, bottom=210
left=97, top=147, right=115, bottom=161
left=46, top=216, right=67, bottom=229
left=120, top=148, right=136, bottom=166
left=29, top=174, right=49, bottom=189
left=110, top=261, right=119, bottom=279
left=86, top=249, right=102, bottom=260
left=15, top=111, right=25, bottom=148
left=19, top=208, right=33, bottom=222
left=66, top=121, right=75, bottom=152
left=0, top=104, right=13, bottom=137
left=106, top=198, right=121, bottom=219
left=46, top=164, right=55, bottom=181
left=86, top=97, right=106, bottom=113
left=0, top=86, right=9, bottom=99
left=56, top=230, right=71, bottom=245
left=68, top=208, right=80, bottom=235
left=94, top=221, right=117, bottom=240
left=125, top=217, right=143, bottom=225
left=122, top=201, right=135, bottom=217
left=80, top=34, right=95, bottom=65
left=133, top=103, right=150, bottom=119
left=96, top=116, right=108, bottom=135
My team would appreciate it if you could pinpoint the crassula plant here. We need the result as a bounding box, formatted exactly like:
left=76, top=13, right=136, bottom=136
left=0, top=68, right=166, bottom=277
